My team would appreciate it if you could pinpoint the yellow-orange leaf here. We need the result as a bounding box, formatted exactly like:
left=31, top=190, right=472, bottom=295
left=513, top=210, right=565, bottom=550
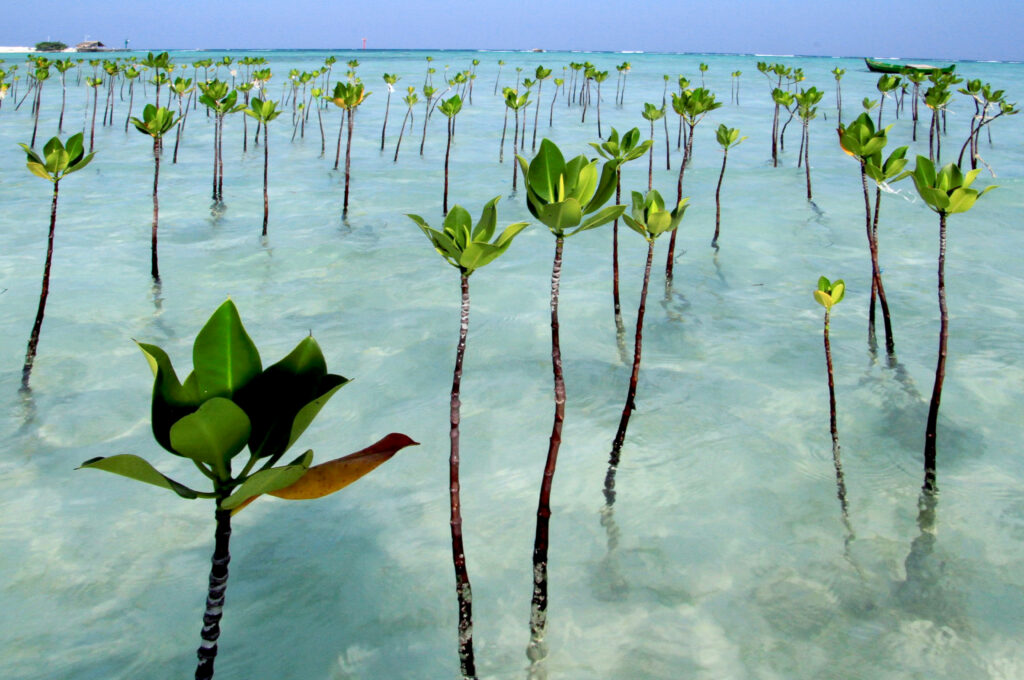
left=274, top=432, right=417, bottom=499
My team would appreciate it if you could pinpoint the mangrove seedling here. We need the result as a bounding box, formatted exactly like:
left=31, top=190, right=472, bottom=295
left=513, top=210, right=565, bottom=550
left=532, top=65, right=552, bottom=151
left=331, top=80, right=371, bottom=218
left=603, top=190, right=689, bottom=509
left=408, top=198, right=528, bottom=679
left=80, top=299, right=416, bottom=680
left=795, top=86, right=824, bottom=200
left=393, top=86, right=417, bottom=162
left=838, top=112, right=906, bottom=353
left=439, top=94, right=463, bottom=215
left=517, top=139, right=623, bottom=660
left=199, top=79, right=244, bottom=204
left=380, top=72, right=400, bottom=150
left=244, top=98, right=282, bottom=236
left=875, top=74, right=900, bottom=126
left=831, top=67, right=845, bottom=124
left=641, top=102, right=664, bottom=190
left=813, top=276, right=850, bottom=517
left=17, top=132, right=95, bottom=391
left=590, top=127, right=653, bottom=322
left=903, top=157, right=995, bottom=493
left=130, top=105, right=179, bottom=282
left=712, top=124, right=746, bottom=248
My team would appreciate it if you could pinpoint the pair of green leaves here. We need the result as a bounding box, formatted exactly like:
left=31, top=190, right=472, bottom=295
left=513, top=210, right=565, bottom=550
left=439, top=94, right=462, bottom=119
left=622, top=190, right=689, bottom=242
left=716, top=124, right=746, bottom=150
left=905, top=157, right=996, bottom=215
left=331, top=81, right=370, bottom=109
left=409, top=196, right=528, bottom=275
left=517, top=139, right=623, bottom=237
left=814, top=277, right=845, bottom=311
left=20, top=132, right=95, bottom=183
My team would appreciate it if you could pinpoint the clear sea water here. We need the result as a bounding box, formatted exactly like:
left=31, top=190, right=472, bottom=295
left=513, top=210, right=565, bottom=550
left=1, top=49, right=1023, bottom=679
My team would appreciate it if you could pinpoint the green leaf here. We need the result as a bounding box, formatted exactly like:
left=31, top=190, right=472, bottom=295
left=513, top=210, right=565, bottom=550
left=220, top=450, right=314, bottom=509
left=569, top=204, right=625, bottom=236
left=539, top=199, right=583, bottom=234
left=169, top=397, right=251, bottom=477
left=137, top=342, right=201, bottom=455
left=528, top=139, right=565, bottom=203
left=79, top=454, right=201, bottom=499
left=192, top=300, right=262, bottom=400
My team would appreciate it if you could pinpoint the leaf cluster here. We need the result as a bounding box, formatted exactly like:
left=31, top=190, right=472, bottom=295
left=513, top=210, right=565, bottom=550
left=409, top=196, right=528, bottom=275
left=903, top=157, right=996, bottom=215
left=19, top=132, right=95, bottom=182
left=622, top=190, right=689, bottom=242
left=814, top=276, right=845, bottom=311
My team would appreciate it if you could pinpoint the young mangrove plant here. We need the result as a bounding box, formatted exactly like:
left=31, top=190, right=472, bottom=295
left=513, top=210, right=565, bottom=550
left=17, top=133, right=95, bottom=392
left=795, top=86, right=824, bottom=201
left=409, top=199, right=528, bottom=680
left=813, top=276, right=850, bottom=518
left=331, top=80, right=371, bottom=218
left=590, top=127, right=653, bottom=322
left=80, top=299, right=416, bottom=680
left=169, top=76, right=194, bottom=163
left=130, top=105, right=179, bottom=283
left=517, top=139, right=623, bottom=662
left=641, top=102, right=664, bottom=190
left=394, top=86, right=417, bottom=162
left=507, top=89, right=530, bottom=190
left=29, top=64, right=50, bottom=149
left=86, top=75, right=102, bottom=152
left=831, top=67, right=845, bottom=124
left=957, top=82, right=1017, bottom=169
left=532, top=65, right=552, bottom=151
left=439, top=94, right=463, bottom=215
left=666, top=87, right=721, bottom=280
left=380, top=72, right=400, bottom=150
left=875, top=74, right=900, bottom=126
left=712, top=124, right=745, bottom=248
left=838, top=113, right=907, bottom=354
left=54, top=57, right=75, bottom=132
left=904, top=158, right=995, bottom=493
left=244, top=98, right=282, bottom=236
left=603, top=190, right=688, bottom=510
left=199, top=79, right=243, bottom=204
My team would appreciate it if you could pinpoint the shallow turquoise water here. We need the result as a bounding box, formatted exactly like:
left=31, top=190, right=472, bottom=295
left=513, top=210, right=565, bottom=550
left=1, top=49, right=1023, bottom=679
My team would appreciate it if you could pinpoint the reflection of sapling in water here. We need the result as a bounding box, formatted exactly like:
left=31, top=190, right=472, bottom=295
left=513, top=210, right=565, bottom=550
left=80, top=300, right=416, bottom=680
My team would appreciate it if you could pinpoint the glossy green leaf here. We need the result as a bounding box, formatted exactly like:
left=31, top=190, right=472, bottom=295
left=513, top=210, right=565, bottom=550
left=169, top=397, right=251, bottom=476
left=528, top=139, right=565, bottom=203
left=79, top=454, right=201, bottom=499
left=192, top=299, right=262, bottom=400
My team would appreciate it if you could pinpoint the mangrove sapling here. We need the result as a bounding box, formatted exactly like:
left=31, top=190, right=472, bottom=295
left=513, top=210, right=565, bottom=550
left=905, top=69, right=925, bottom=140
left=131, top=105, right=179, bottom=283
left=330, top=80, right=371, bottom=218
left=794, top=86, right=824, bottom=201
left=244, top=98, right=282, bottom=236
left=875, top=74, right=900, bottom=127
left=419, top=84, right=437, bottom=156
left=54, top=58, right=75, bottom=131
left=86, top=76, right=102, bottom=152
left=29, top=65, right=49, bottom=149
left=641, top=103, right=664, bottom=191
left=508, top=90, right=530, bottom=190
left=532, top=65, right=552, bottom=150
left=394, top=87, right=418, bottom=162
left=813, top=276, right=851, bottom=520
left=237, top=81, right=254, bottom=151
left=838, top=112, right=905, bottom=354
left=666, top=87, right=721, bottom=280
left=957, top=85, right=1017, bottom=169
left=380, top=72, right=399, bottom=150
left=699, top=62, right=709, bottom=88
left=590, top=127, right=653, bottom=323
left=593, top=70, right=608, bottom=139
left=80, top=299, right=416, bottom=680
left=409, top=199, right=528, bottom=680
left=731, top=70, right=742, bottom=105
left=831, top=67, right=845, bottom=124
left=494, top=59, right=505, bottom=94
left=170, top=76, right=194, bottom=163
left=603, top=190, right=688, bottom=511
left=516, top=139, right=623, bottom=660
left=17, top=133, right=95, bottom=391
left=123, top=67, right=140, bottom=131
left=199, top=80, right=244, bottom=204
left=549, top=77, right=563, bottom=127
left=712, top=124, right=746, bottom=248
left=439, top=94, right=463, bottom=215
left=904, top=157, right=995, bottom=494
left=924, top=85, right=953, bottom=163
left=310, top=88, right=326, bottom=156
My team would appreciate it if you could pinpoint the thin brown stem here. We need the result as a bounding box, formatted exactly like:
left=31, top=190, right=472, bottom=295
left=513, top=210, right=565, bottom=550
left=21, top=180, right=60, bottom=392
left=923, top=213, right=948, bottom=493
left=195, top=508, right=232, bottom=680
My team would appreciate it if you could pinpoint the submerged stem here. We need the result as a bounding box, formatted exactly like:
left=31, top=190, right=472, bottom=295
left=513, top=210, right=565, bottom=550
left=195, top=508, right=232, bottom=680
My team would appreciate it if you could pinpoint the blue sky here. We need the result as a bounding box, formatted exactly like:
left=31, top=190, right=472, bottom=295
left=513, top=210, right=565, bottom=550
left=4, top=0, right=1021, bottom=61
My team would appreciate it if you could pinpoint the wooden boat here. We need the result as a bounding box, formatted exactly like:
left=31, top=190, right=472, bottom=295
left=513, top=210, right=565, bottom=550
left=865, top=58, right=955, bottom=74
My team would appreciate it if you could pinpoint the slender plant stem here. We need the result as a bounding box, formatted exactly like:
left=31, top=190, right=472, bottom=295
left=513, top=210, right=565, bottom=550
left=872, top=186, right=895, bottom=353
left=343, top=108, right=354, bottom=217
left=529, top=236, right=565, bottom=657
left=380, top=90, right=391, bottom=150
left=604, top=239, right=655, bottom=502
left=21, top=180, right=60, bottom=392
left=612, top=177, right=622, bottom=318
left=262, top=126, right=269, bottom=236
left=923, top=213, right=948, bottom=494
left=195, top=508, right=232, bottom=680
left=152, top=138, right=161, bottom=282
left=712, top=148, right=728, bottom=247
left=823, top=309, right=849, bottom=514
left=449, top=274, right=477, bottom=680
left=443, top=116, right=452, bottom=215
